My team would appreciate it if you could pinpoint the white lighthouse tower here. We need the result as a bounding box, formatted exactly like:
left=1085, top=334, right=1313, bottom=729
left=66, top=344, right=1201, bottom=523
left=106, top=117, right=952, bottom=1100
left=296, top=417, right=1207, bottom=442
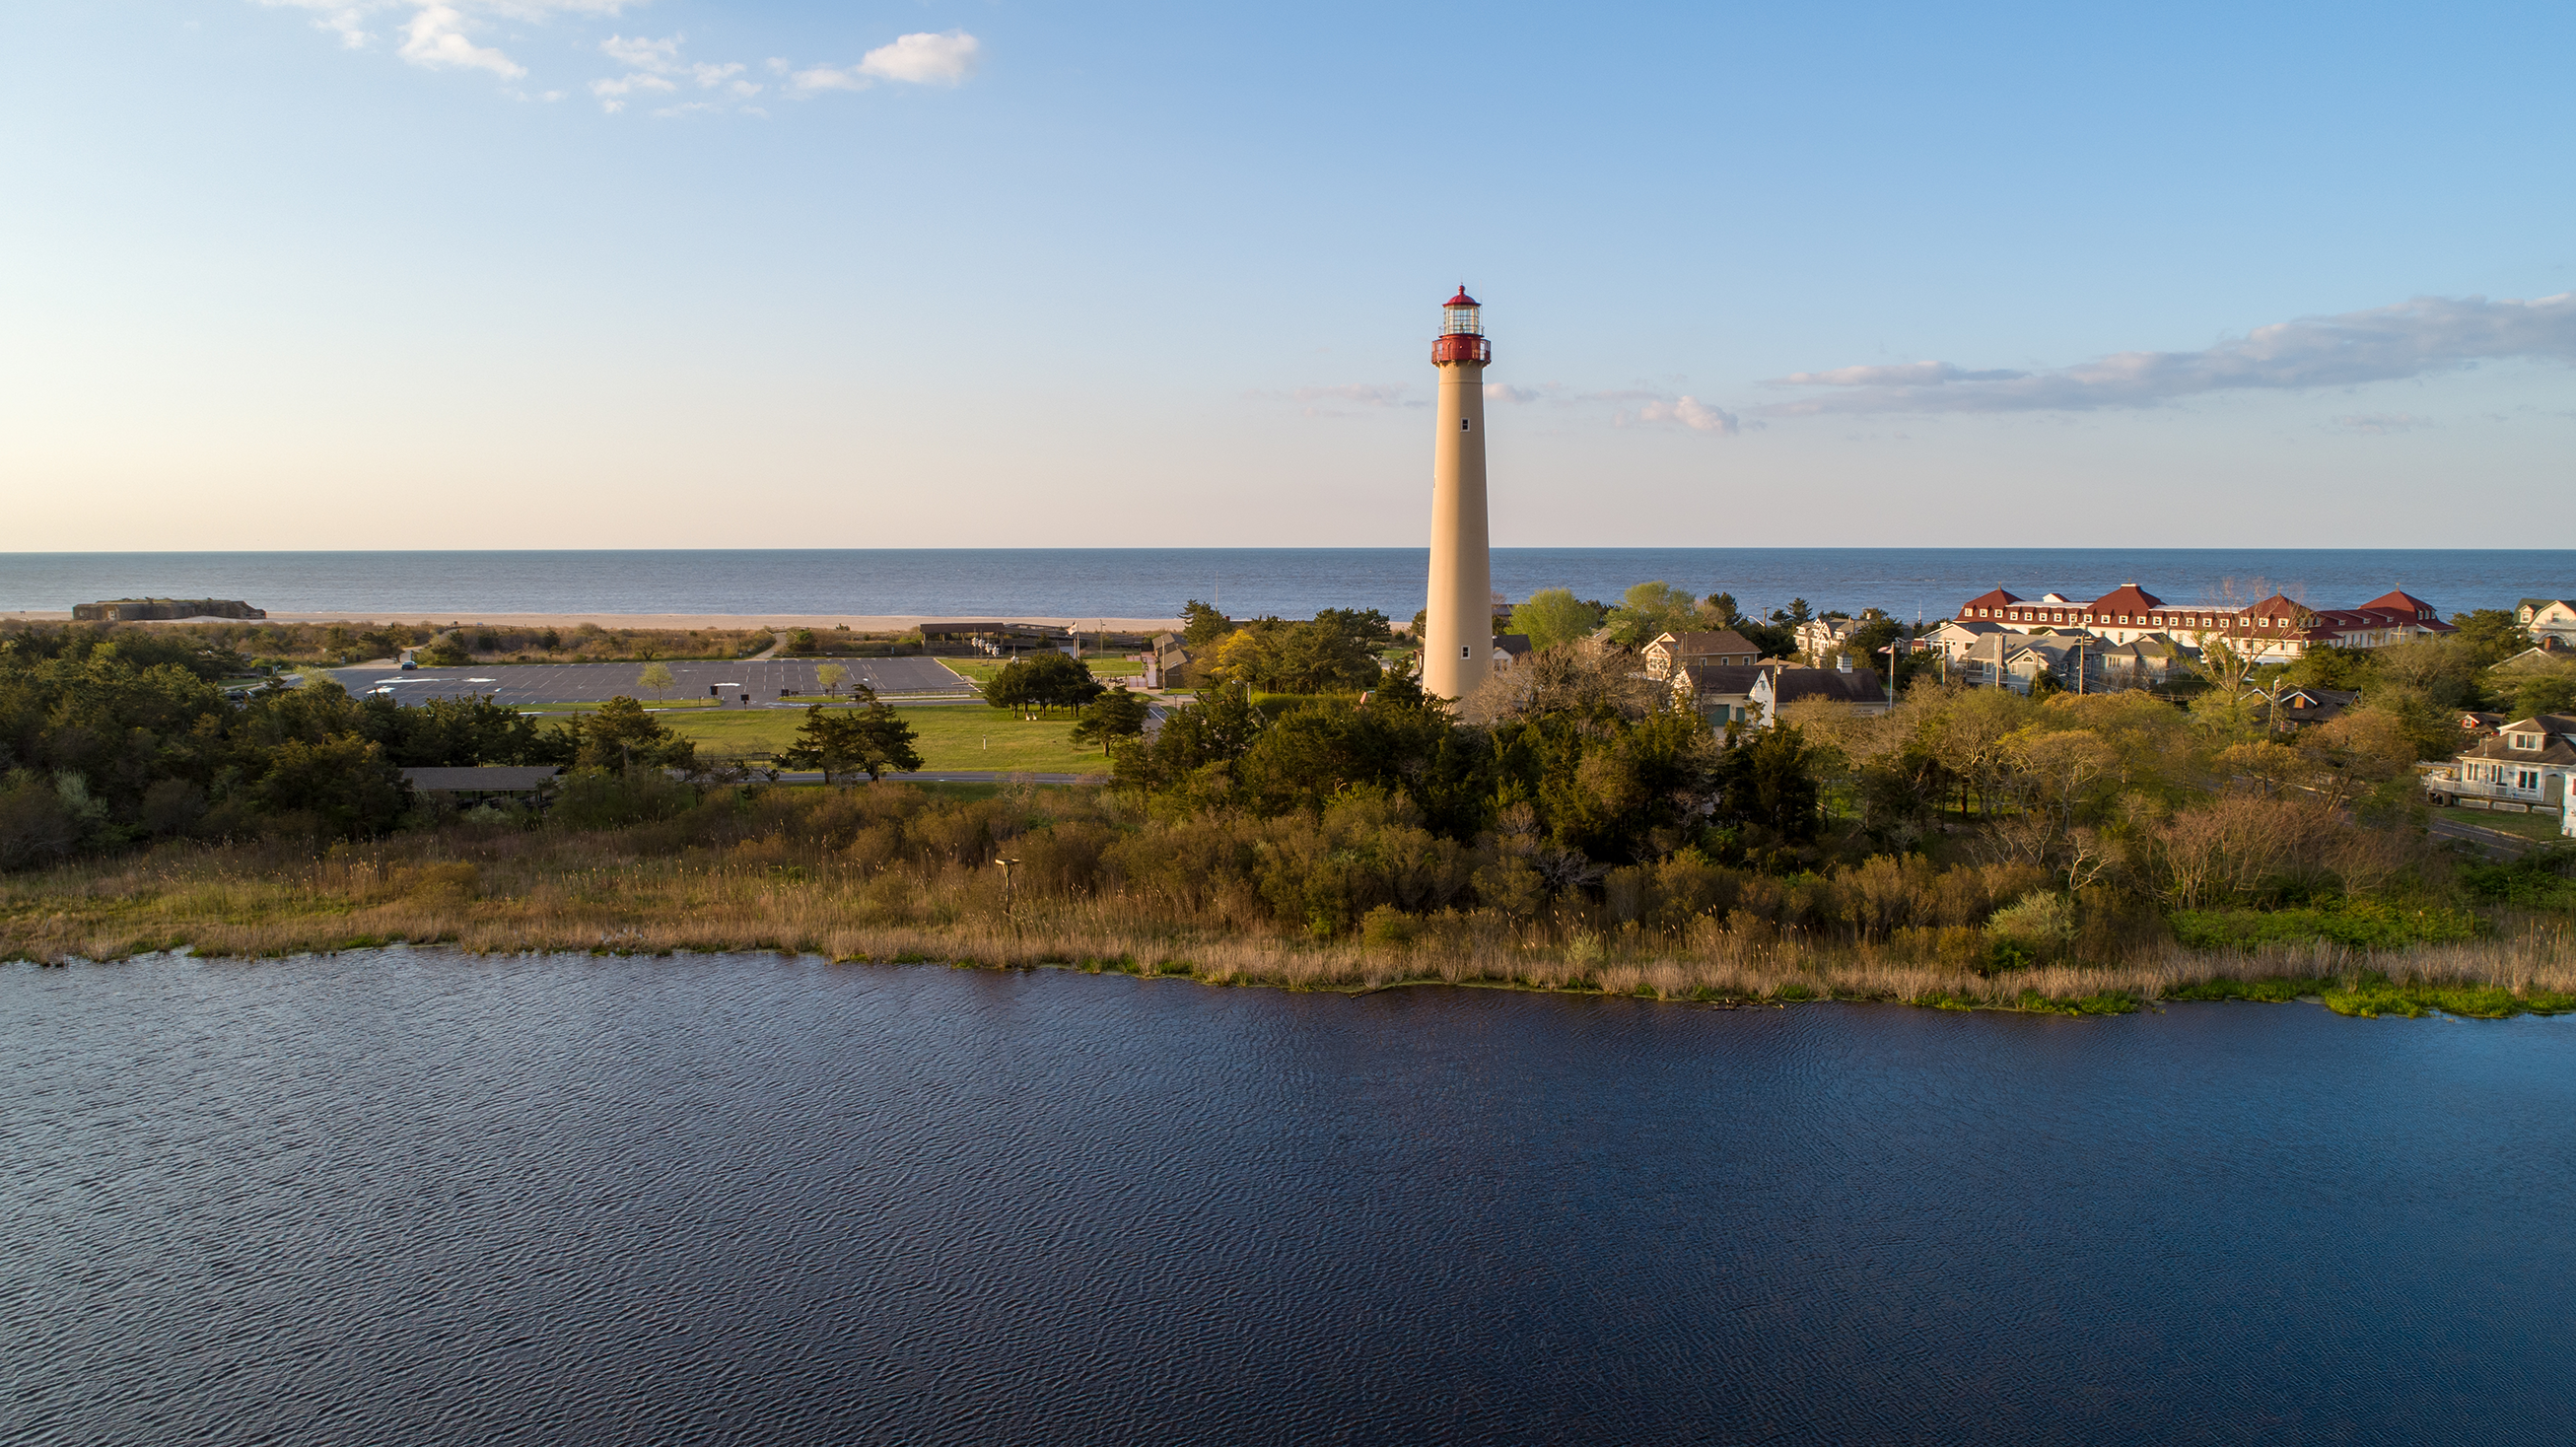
left=1422, top=287, right=1492, bottom=701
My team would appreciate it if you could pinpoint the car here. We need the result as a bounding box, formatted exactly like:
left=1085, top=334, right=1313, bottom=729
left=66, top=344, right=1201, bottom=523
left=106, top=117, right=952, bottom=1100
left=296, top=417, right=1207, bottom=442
left=401, top=659, right=419, bottom=670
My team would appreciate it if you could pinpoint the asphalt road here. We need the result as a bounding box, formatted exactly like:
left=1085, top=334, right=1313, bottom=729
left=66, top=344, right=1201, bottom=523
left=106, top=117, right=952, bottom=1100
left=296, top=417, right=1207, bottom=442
left=328, top=657, right=976, bottom=707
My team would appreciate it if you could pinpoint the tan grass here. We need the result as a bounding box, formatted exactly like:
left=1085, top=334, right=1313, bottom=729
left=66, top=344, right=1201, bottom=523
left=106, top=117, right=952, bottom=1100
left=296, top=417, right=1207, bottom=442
left=11, top=836, right=2573, bottom=1013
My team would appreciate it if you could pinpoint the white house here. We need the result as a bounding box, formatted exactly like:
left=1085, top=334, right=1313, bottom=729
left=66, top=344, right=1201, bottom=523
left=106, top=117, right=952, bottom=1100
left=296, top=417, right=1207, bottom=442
left=2423, top=713, right=2576, bottom=836
left=2518, top=598, right=2576, bottom=648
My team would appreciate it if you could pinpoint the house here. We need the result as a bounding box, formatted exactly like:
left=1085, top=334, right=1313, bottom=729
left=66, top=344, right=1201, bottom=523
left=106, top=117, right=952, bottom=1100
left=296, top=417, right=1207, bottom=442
left=2264, top=686, right=2360, bottom=727
left=1641, top=629, right=1763, bottom=679
left=2491, top=638, right=2573, bottom=675
left=2518, top=598, right=2576, bottom=646
left=2093, top=634, right=2193, bottom=686
left=1493, top=634, right=1532, bottom=671
left=2424, top=715, right=2576, bottom=835
left=1671, top=663, right=1771, bottom=724
left=1792, top=616, right=1862, bottom=663
left=1953, top=631, right=2103, bottom=694
left=1756, top=659, right=1891, bottom=724
left=1144, top=633, right=1194, bottom=689
left=400, top=766, right=563, bottom=801
left=1921, top=618, right=2006, bottom=661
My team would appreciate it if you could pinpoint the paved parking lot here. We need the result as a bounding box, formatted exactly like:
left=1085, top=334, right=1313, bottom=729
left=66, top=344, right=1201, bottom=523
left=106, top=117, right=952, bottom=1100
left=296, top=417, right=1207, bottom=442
left=328, top=656, right=977, bottom=707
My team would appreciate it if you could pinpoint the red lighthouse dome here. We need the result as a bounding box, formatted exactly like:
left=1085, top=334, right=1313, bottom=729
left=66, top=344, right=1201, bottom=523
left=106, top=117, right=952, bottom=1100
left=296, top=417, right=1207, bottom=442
left=1433, top=286, right=1489, bottom=365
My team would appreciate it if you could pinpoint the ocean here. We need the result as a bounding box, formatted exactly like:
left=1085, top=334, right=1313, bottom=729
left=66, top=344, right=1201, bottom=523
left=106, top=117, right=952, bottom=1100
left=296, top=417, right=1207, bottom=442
left=4, top=547, right=2571, bottom=623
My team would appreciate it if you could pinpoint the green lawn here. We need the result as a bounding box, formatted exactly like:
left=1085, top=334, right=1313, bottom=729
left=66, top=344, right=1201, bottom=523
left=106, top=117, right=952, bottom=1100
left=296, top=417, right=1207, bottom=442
left=940, top=656, right=1144, bottom=686
left=663, top=705, right=1113, bottom=774
left=2436, top=805, right=2568, bottom=844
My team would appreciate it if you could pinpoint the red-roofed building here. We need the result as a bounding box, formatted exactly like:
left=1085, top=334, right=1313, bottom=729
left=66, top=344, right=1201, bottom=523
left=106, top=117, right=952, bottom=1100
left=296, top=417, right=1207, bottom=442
left=1956, top=587, right=2023, bottom=622
left=1950, top=582, right=2456, bottom=658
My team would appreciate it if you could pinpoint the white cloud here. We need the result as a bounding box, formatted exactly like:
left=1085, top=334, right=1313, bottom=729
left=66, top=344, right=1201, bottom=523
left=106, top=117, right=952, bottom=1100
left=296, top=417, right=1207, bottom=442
left=259, top=1, right=641, bottom=77
left=1771, top=361, right=2027, bottom=387
left=400, top=3, right=523, bottom=77
left=258, top=5, right=953, bottom=114
left=860, top=30, right=980, bottom=84
left=1764, top=294, right=2576, bottom=416
left=600, top=33, right=680, bottom=72
left=1619, top=395, right=1739, bottom=435
left=590, top=34, right=765, bottom=113
left=794, top=31, right=982, bottom=93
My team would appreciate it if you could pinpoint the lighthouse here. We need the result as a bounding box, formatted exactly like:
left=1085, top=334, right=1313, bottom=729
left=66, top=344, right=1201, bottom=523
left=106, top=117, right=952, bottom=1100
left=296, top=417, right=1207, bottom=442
left=1422, top=287, right=1492, bottom=700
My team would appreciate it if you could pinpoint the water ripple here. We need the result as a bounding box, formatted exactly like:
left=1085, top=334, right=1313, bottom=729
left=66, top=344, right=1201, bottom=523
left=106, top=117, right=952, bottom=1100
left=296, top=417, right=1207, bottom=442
left=4, top=953, right=2572, bottom=1445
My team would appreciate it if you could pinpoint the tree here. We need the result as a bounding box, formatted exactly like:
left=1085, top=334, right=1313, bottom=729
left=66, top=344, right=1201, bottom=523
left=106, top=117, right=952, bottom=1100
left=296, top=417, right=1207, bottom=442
left=1602, top=581, right=1702, bottom=649
left=1180, top=600, right=1234, bottom=650
left=1072, top=686, right=1151, bottom=753
left=788, top=629, right=818, bottom=655
left=986, top=652, right=1104, bottom=718
left=815, top=663, right=848, bottom=696
left=1715, top=723, right=1822, bottom=856
left=2451, top=608, right=2530, bottom=665
left=253, top=734, right=409, bottom=838
left=572, top=696, right=697, bottom=774
left=2188, top=633, right=2265, bottom=742
left=1509, top=588, right=1606, bottom=653
left=637, top=661, right=675, bottom=704
left=845, top=703, right=923, bottom=780
left=780, top=704, right=920, bottom=783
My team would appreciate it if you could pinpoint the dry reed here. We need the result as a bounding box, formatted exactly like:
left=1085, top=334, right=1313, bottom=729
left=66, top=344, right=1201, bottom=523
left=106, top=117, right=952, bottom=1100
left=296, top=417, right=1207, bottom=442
left=10, top=835, right=2572, bottom=1015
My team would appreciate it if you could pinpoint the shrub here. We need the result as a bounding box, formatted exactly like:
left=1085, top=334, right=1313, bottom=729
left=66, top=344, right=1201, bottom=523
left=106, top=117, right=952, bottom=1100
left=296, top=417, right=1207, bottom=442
left=1360, top=904, right=1417, bottom=948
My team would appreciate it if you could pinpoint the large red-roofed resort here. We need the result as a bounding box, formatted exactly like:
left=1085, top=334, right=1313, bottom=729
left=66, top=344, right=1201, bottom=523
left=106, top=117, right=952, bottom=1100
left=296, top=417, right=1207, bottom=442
left=1955, top=584, right=2452, bottom=659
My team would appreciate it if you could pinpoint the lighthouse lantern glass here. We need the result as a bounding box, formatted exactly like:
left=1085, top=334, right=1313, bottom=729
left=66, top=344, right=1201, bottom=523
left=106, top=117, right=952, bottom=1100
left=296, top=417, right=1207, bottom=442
left=1442, top=303, right=1481, bottom=336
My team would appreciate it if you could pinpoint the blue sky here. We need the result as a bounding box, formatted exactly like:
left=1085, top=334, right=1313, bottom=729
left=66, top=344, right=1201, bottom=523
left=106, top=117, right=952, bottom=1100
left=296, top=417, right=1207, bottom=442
left=5, top=1, right=2571, bottom=550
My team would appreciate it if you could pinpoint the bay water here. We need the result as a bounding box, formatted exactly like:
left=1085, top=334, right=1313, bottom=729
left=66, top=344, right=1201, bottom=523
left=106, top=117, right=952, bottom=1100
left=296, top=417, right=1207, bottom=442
left=6, top=952, right=2570, bottom=1444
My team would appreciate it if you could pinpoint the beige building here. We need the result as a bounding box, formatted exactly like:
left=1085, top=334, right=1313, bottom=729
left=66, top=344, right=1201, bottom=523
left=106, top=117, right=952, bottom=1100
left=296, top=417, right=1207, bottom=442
left=1641, top=629, right=1764, bottom=680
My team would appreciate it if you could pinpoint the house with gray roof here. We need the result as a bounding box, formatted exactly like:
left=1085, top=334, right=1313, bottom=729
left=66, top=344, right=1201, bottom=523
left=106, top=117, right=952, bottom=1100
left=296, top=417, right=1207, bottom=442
left=2424, top=714, right=2576, bottom=834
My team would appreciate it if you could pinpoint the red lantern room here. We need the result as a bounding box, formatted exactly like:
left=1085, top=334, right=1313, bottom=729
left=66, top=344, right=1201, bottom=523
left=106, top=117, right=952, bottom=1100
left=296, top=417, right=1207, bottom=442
left=1433, top=286, right=1491, bottom=365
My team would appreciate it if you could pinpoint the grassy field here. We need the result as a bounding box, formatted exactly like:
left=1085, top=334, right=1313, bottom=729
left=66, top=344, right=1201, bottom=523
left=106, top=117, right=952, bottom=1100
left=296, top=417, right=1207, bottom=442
left=663, top=705, right=1110, bottom=774
left=2437, top=805, right=2568, bottom=843
left=940, top=656, right=1145, bottom=685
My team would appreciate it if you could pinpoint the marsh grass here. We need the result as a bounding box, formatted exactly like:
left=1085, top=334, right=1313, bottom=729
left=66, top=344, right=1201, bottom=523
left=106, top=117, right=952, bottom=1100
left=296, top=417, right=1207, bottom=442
left=11, top=832, right=2572, bottom=1017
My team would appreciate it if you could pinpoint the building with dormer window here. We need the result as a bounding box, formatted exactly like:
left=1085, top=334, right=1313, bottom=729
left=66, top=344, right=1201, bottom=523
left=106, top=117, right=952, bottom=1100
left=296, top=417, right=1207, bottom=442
left=1952, top=584, right=2452, bottom=660
left=2424, top=713, right=2576, bottom=835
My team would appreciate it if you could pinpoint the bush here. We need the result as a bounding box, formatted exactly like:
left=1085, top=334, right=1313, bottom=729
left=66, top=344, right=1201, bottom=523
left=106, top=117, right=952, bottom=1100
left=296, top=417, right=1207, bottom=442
left=0, top=773, right=84, bottom=871
left=1360, top=904, right=1417, bottom=948
left=2169, top=898, right=2481, bottom=951
left=552, top=768, right=697, bottom=831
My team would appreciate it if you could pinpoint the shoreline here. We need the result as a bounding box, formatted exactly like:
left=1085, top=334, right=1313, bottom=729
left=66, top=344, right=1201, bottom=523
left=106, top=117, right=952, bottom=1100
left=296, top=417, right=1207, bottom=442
left=9, top=836, right=2569, bottom=1021
left=17, top=936, right=2570, bottom=1022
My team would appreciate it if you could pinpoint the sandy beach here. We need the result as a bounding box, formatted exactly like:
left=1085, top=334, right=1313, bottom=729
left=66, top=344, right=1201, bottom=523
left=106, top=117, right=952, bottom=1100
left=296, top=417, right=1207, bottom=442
left=0, top=611, right=1185, bottom=633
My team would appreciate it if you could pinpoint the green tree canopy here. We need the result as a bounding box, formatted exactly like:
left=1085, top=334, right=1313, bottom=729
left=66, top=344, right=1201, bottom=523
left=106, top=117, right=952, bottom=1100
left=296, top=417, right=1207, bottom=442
left=572, top=697, right=697, bottom=774
left=1509, top=588, right=1606, bottom=653
left=1072, top=686, right=1151, bottom=754
left=781, top=703, right=923, bottom=783
left=1603, top=581, right=1702, bottom=649
left=987, top=653, right=1105, bottom=718
left=1179, top=600, right=1235, bottom=650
